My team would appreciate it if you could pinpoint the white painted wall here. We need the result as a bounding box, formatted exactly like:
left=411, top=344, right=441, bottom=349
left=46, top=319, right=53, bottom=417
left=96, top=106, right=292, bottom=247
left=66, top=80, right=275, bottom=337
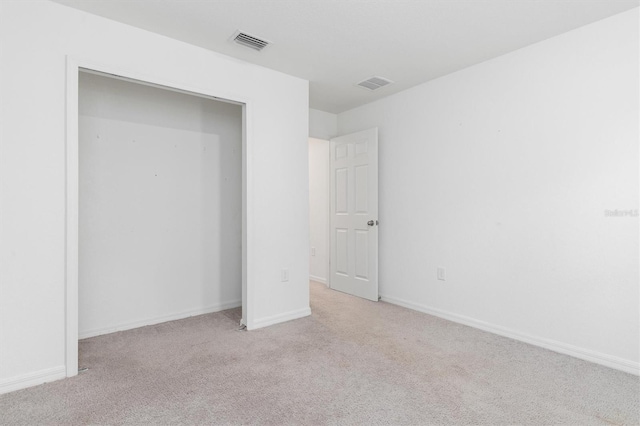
left=78, top=72, right=242, bottom=338
left=338, top=9, right=639, bottom=373
left=308, top=138, right=329, bottom=284
left=0, top=1, right=309, bottom=393
left=308, top=109, right=335, bottom=284
left=309, top=108, right=338, bottom=140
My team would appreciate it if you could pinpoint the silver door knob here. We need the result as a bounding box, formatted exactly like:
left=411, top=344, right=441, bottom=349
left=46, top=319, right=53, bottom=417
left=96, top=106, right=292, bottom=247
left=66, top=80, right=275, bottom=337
left=367, top=220, right=375, bottom=226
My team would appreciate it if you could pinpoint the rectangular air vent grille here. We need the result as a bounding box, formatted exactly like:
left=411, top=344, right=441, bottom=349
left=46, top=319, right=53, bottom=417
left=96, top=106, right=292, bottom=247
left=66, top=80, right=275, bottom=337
left=232, top=31, right=270, bottom=51
left=357, top=76, right=394, bottom=91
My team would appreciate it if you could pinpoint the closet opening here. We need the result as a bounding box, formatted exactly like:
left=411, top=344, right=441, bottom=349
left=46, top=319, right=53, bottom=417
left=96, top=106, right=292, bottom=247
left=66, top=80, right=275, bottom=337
left=65, top=62, right=250, bottom=377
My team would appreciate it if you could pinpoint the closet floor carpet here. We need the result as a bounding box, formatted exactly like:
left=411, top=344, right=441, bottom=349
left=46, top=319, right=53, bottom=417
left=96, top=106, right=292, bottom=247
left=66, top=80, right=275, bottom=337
left=1, top=281, right=638, bottom=425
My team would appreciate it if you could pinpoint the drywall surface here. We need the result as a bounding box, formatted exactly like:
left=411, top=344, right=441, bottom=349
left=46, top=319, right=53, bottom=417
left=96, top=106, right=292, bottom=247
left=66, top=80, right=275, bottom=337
left=309, top=138, right=329, bottom=284
left=0, top=1, right=309, bottom=392
left=338, top=9, right=639, bottom=372
left=78, top=73, right=242, bottom=337
left=309, top=109, right=338, bottom=140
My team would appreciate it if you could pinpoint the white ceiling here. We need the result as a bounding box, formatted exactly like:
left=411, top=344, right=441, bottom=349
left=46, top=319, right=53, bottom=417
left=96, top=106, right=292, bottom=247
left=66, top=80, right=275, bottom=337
left=52, top=0, right=638, bottom=114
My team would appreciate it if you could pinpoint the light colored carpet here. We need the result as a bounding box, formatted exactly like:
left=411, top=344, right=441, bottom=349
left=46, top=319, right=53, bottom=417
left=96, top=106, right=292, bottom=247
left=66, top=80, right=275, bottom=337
left=1, top=281, right=638, bottom=425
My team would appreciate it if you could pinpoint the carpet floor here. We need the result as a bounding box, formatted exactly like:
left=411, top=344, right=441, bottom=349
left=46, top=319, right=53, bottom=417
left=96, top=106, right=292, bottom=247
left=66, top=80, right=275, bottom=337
left=1, top=281, right=638, bottom=425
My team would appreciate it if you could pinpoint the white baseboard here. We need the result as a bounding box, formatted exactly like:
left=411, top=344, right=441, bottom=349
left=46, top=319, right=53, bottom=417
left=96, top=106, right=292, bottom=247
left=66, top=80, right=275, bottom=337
left=310, top=275, right=327, bottom=285
left=250, top=307, right=312, bottom=330
left=79, top=300, right=242, bottom=339
left=380, top=294, right=639, bottom=376
left=0, top=366, right=66, bottom=395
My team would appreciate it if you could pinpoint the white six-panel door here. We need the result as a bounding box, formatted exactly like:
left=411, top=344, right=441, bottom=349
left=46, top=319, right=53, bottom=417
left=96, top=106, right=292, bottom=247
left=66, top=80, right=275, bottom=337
left=330, top=128, right=378, bottom=301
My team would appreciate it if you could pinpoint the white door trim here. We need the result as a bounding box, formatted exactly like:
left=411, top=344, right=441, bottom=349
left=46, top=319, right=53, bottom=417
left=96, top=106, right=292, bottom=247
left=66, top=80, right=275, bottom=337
left=65, top=56, right=254, bottom=378
left=325, top=139, right=332, bottom=288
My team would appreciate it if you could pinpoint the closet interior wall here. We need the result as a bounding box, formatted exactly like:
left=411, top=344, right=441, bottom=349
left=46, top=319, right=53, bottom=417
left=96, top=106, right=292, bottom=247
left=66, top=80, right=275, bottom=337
left=79, top=72, right=243, bottom=338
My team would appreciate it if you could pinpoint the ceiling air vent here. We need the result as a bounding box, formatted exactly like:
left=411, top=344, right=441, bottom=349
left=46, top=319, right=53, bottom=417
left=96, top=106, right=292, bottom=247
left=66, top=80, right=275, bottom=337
left=232, top=30, right=270, bottom=51
left=356, top=76, right=394, bottom=91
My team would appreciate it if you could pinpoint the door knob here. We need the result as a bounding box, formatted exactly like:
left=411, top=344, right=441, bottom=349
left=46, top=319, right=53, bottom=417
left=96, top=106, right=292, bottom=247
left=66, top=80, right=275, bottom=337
left=367, top=220, right=375, bottom=226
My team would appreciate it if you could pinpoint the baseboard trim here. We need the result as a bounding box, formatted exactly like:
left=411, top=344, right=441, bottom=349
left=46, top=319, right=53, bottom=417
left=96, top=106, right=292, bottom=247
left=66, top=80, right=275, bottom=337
left=0, top=366, right=66, bottom=395
left=380, top=294, right=639, bottom=376
left=250, top=307, right=312, bottom=330
left=79, top=300, right=242, bottom=339
left=310, top=275, right=327, bottom=285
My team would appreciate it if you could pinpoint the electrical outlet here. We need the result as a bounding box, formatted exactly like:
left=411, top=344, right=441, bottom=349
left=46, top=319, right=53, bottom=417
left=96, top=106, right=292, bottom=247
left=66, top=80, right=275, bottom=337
left=437, top=267, right=446, bottom=281
left=310, top=247, right=316, bottom=256
left=281, top=268, right=289, bottom=282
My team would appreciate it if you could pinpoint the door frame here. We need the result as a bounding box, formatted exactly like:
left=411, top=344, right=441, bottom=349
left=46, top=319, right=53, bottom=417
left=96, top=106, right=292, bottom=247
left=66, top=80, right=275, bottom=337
left=64, top=56, right=253, bottom=377
left=325, top=139, right=332, bottom=289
